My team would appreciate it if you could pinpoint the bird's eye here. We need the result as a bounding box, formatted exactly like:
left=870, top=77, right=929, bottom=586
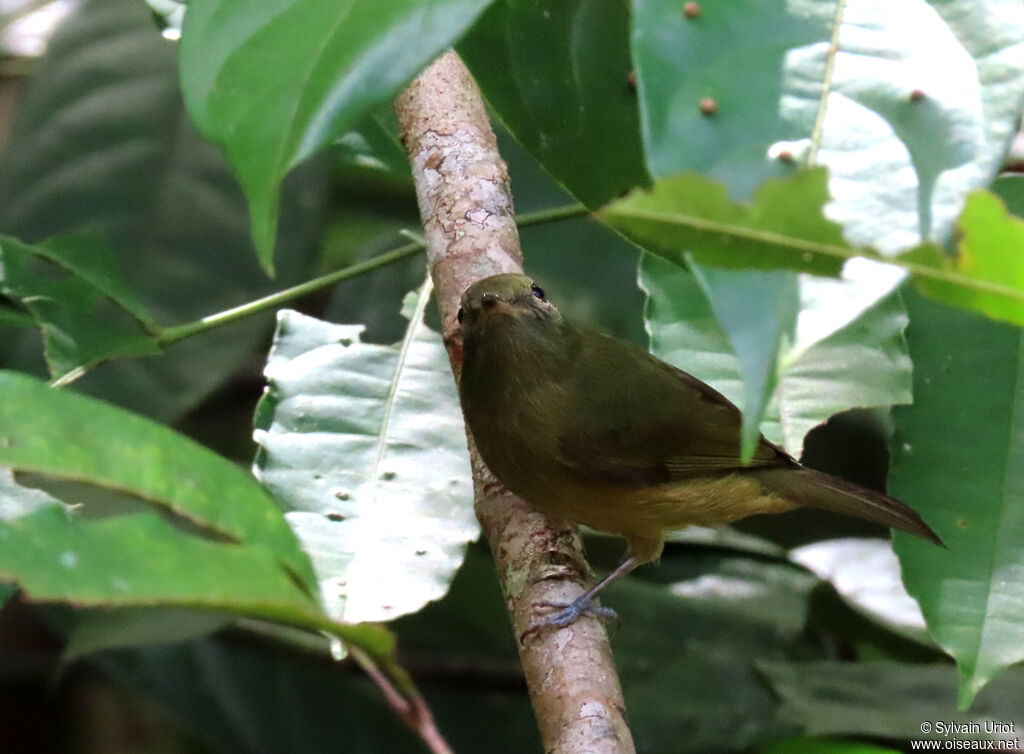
left=531, top=283, right=545, bottom=300
left=457, top=307, right=464, bottom=324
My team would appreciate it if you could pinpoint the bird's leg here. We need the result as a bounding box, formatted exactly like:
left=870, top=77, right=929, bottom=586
left=521, top=556, right=640, bottom=642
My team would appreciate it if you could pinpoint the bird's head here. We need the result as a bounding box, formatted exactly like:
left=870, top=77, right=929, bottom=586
left=458, top=273, right=561, bottom=341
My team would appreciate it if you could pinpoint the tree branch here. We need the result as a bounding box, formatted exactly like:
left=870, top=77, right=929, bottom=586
left=394, top=51, right=635, bottom=754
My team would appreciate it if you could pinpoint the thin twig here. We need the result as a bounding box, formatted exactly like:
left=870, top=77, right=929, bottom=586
left=156, top=241, right=424, bottom=346
left=156, top=204, right=585, bottom=347
left=350, top=646, right=454, bottom=754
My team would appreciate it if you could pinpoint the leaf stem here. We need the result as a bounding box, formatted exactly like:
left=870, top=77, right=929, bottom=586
left=45, top=202, right=589, bottom=388
left=519, top=202, right=590, bottom=225
left=156, top=203, right=587, bottom=347
left=349, top=645, right=454, bottom=754
left=606, top=206, right=1024, bottom=304
left=157, top=241, right=423, bottom=346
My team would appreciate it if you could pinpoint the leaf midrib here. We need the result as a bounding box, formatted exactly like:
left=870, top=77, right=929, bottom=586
left=367, top=278, right=433, bottom=504
left=608, top=205, right=1024, bottom=304
left=807, top=0, right=847, bottom=167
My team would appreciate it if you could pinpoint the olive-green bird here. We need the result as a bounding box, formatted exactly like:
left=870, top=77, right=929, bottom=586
left=457, top=273, right=941, bottom=629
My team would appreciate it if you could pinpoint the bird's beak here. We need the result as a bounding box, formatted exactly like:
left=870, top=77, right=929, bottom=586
left=478, top=293, right=518, bottom=318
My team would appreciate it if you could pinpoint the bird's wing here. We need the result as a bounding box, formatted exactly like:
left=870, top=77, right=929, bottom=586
left=550, top=333, right=794, bottom=488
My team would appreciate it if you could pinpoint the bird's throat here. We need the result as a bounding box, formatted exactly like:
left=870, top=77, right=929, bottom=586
left=467, top=315, right=578, bottom=397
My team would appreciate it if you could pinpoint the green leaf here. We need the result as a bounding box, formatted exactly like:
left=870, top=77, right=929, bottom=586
left=0, top=473, right=316, bottom=622
left=0, top=0, right=326, bottom=422
left=0, top=371, right=316, bottom=590
left=603, top=170, right=846, bottom=276
left=0, top=506, right=327, bottom=628
left=791, top=538, right=932, bottom=646
left=458, top=0, right=649, bottom=207
left=0, top=235, right=161, bottom=379
left=0, top=300, right=35, bottom=330
left=64, top=607, right=233, bottom=660
left=253, top=286, right=478, bottom=623
left=499, top=119, right=649, bottom=344
left=890, top=290, right=1024, bottom=708
left=901, top=190, right=1024, bottom=325
left=628, top=0, right=821, bottom=471
left=760, top=661, right=1024, bottom=743
left=632, top=0, right=1024, bottom=254
left=640, top=254, right=912, bottom=458
left=628, top=0, right=1024, bottom=451
left=631, top=0, right=816, bottom=195
left=618, top=174, right=1024, bottom=328
left=30, top=234, right=156, bottom=330
left=0, top=392, right=400, bottom=657
left=179, top=0, right=494, bottom=269
left=693, top=266, right=798, bottom=460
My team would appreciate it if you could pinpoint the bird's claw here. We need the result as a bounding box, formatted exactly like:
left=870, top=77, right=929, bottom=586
left=519, top=596, right=620, bottom=644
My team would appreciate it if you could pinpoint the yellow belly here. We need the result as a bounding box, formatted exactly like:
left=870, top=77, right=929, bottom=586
left=530, top=473, right=797, bottom=563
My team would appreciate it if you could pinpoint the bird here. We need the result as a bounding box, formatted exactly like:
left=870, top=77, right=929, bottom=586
left=456, top=272, right=942, bottom=631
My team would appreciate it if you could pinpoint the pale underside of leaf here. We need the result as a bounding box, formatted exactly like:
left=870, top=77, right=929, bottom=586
left=791, top=537, right=932, bottom=645
left=254, top=290, right=477, bottom=624
left=787, top=0, right=1024, bottom=255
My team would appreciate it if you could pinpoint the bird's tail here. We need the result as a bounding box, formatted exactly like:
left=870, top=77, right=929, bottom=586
left=752, top=467, right=943, bottom=546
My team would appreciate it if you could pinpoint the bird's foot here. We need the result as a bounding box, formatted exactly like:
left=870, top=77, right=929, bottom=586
left=519, top=597, right=619, bottom=643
